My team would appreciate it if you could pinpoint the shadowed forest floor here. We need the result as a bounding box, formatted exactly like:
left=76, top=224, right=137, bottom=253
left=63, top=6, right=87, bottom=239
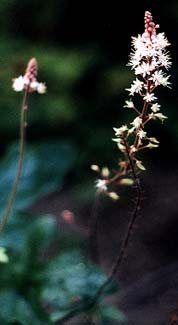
left=30, top=162, right=178, bottom=325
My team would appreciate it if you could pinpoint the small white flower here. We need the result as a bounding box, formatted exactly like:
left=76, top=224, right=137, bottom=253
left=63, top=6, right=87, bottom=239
left=136, top=160, right=146, bottom=171
left=147, top=142, right=159, bottom=149
left=95, top=179, right=107, bottom=192
left=123, top=99, right=134, bottom=108
left=12, top=77, right=46, bottom=94
left=135, top=61, right=155, bottom=77
left=150, top=70, right=171, bottom=88
left=119, top=178, right=134, bottom=185
left=143, top=93, right=157, bottom=103
left=137, top=129, right=147, bottom=139
left=126, top=78, right=144, bottom=96
left=12, top=76, right=25, bottom=92
left=0, top=247, right=9, bottom=263
left=157, top=52, right=172, bottom=69
left=112, top=136, right=126, bottom=152
left=131, top=35, right=144, bottom=50
left=37, top=82, right=47, bottom=94
left=91, top=164, right=100, bottom=172
left=154, top=113, right=168, bottom=121
left=154, top=33, right=170, bottom=50
left=128, top=53, right=141, bottom=69
left=113, top=125, right=128, bottom=136
left=130, top=116, right=142, bottom=129
left=149, top=112, right=168, bottom=122
left=117, top=142, right=126, bottom=152
left=151, top=103, right=161, bottom=112
left=101, top=167, right=110, bottom=178
left=30, top=81, right=38, bottom=90
left=108, top=192, right=120, bottom=201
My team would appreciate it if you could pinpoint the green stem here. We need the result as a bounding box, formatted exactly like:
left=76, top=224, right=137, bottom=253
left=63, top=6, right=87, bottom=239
left=0, top=89, right=28, bottom=234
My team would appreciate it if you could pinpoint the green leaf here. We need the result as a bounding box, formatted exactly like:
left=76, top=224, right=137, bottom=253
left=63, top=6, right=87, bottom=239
left=0, top=215, right=58, bottom=322
left=0, top=213, right=58, bottom=252
left=40, top=250, right=117, bottom=321
left=22, top=214, right=58, bottom=265
left=0, top=289, right=49, bottom=324
left=0, top=141, right=76, bottom=215
left=0, top=213, right=32, bottom=251
left=0, top=214, right=59, bottom=295
left=100, top=304, right=126, bottom=322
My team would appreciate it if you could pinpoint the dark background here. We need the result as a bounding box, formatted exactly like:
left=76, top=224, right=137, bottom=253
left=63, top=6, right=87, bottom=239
left=0, top=0, right=177, bottom=176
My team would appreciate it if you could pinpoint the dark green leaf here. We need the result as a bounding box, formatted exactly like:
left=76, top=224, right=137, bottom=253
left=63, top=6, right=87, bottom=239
left=0, top=289, right=49, bottom=324
left=41, top=250, right=117, bottom=321
left=0, top=141, right=76, bottom=216
left=0, top=213, right=58, bottom=252
left=100, top=304, right=126, bottom=322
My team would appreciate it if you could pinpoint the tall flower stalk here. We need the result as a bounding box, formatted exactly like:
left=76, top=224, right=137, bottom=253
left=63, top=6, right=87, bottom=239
left=0, top=58, right=46, bottom=234
left=94, top=11, right=171, bottom=196
left=91, top=10, right=171, bottom=287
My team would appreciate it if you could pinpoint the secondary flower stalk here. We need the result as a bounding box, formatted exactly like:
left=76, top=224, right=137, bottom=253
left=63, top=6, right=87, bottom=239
left=0, top=58, right=46, bottom=234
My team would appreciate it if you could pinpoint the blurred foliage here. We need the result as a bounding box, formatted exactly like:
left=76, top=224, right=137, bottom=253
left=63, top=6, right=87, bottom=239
left=0, top=142, right=124, bottom=324
left=41, top=250, right=120, bottom=323
left=0, top=141, right=76, bottom=214
left=0, top=217, right=123, bottom=324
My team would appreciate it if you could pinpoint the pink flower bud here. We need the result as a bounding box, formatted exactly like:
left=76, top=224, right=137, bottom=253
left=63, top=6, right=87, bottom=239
left=144, top=11, right=157, bottom=38
left=24, top=57, right=38, bottom=83
left=12, top=57, right=46, bottom=94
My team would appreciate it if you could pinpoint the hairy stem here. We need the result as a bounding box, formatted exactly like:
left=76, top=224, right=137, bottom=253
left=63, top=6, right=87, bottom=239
left=0, top=90, right=28, bottom=234
left=92, top=150, right=141, bottom=301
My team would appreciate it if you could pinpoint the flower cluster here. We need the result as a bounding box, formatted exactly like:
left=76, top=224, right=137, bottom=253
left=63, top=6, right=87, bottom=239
left=121, top=11, right=171, bottom=157
left=127, top=11, right=171, bottom=97
left=92, top=11, right=171, bottom=198
left=12, top=58, right=46, bottom=94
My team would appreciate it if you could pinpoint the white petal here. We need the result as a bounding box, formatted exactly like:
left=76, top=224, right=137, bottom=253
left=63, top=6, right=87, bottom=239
left=12, top=76, right=25, bottom=92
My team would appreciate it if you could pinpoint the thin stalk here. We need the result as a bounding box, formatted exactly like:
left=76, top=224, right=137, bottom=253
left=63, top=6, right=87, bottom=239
left=134, top=77, right=151, bottom=150
left=0, top=89, right=28, bottom=234
left=58, top=183, right=142, bottom=324
left=91, top=140, right=141, bottom=300
left=132, top=106, right=141, bottom=115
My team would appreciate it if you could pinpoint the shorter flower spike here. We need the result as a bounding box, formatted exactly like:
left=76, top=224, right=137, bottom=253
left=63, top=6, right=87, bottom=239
left=12, top=57, right=46, bottom=94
